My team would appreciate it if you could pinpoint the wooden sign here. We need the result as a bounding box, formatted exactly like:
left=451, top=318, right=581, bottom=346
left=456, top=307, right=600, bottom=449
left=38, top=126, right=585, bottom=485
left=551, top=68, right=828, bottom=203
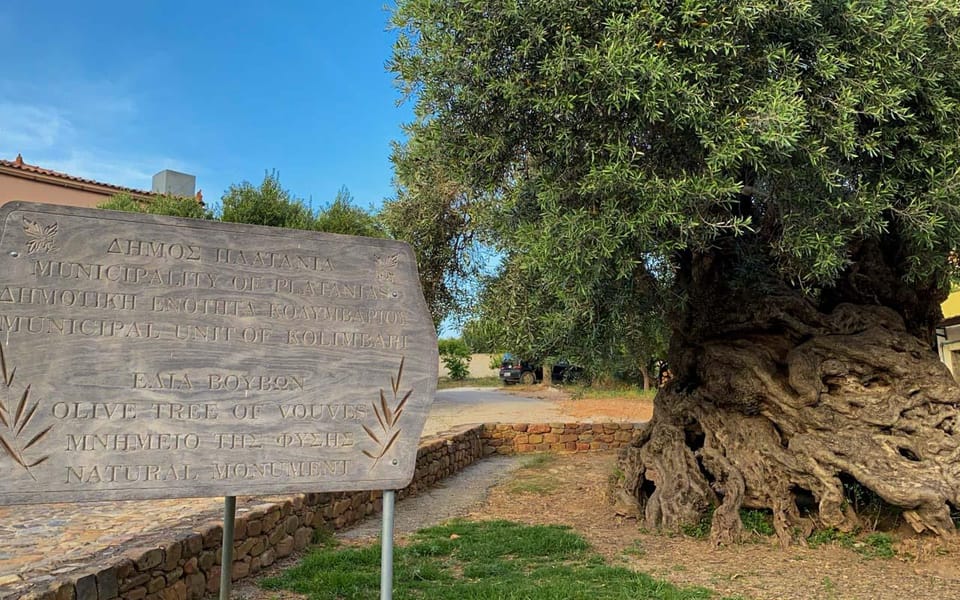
left=0, top=202, right=437, bottom=504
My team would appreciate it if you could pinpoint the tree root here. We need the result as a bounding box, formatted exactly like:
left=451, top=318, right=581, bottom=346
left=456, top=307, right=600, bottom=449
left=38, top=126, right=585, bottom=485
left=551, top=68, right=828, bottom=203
left=619, top=304, right=960, bottom=545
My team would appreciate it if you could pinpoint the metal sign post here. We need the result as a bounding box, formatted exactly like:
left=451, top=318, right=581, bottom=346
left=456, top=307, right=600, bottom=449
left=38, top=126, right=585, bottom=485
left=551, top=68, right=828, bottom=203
left=381, top=490, right=396, bottom=600
left=220, top=496, right=237, bottom=600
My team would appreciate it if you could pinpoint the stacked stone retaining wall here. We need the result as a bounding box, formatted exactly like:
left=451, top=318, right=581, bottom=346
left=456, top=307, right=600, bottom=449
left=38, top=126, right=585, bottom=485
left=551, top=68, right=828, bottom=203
left=481, top=422, right=642, bottom=454
left=13, top=421, right=641, bottom=600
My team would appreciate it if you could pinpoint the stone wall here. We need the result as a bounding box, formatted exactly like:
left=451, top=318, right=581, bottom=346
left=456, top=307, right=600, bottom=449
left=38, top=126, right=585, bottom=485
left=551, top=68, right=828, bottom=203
left=14, top=422, right=640, bottom=600
left=480, top=422, right=641, bottom=455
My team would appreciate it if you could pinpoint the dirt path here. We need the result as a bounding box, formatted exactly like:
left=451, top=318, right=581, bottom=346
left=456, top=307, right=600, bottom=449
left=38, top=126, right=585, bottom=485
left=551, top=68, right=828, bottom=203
left=339, top=455, right=527, bottom=541
left=506, top=384, right=654, bottom=422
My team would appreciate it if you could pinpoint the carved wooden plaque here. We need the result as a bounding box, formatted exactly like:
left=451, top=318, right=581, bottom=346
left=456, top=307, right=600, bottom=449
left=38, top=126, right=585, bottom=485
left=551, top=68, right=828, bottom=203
left=0, top=202, right=437, bottom=504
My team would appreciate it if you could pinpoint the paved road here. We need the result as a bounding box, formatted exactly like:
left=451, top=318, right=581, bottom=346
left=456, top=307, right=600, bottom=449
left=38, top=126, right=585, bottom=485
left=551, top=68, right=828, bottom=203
left=422, top=386, right=568, bottom=436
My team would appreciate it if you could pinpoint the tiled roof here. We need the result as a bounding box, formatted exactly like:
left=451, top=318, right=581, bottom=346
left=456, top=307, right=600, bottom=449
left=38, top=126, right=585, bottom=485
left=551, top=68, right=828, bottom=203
left=0, top=153, right=155, bottom=196
left=941, top=314, right=960, bottom=328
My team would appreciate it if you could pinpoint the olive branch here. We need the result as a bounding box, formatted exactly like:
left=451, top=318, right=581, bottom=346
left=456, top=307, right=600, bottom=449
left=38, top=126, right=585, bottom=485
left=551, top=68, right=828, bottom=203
left=0, top=341, right=51, bottom=480
left=362, top=357, right=412, bottom=469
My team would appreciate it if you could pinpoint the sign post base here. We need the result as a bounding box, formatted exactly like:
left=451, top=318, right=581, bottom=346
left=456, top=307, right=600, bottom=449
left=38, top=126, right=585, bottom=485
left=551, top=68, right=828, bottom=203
left=381, top=490, right=396, bottom=600
left=220, top=496, right=237, bottom=600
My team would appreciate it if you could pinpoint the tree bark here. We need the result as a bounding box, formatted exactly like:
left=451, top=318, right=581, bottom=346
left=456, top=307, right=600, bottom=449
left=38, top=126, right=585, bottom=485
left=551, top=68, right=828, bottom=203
left=619, top=239, right=960, bottom=545
left=639, top=364, right=652, bottom=393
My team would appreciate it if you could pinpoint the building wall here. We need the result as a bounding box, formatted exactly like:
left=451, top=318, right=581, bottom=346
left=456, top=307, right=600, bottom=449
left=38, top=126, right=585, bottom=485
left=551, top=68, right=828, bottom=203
left=938, top=332, right=960, bottom=379
left=943, top=291, right=960, bottom=322
left=437, top=353, right=500, bottom=379
left=0, top=172, right=116, bottom=209
left=936, top=290, right=960, bottom=379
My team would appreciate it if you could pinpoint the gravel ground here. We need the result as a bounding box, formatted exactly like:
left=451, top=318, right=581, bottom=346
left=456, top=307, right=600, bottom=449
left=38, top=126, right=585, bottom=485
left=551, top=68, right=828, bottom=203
left=339, top=454, right=526, bottom=540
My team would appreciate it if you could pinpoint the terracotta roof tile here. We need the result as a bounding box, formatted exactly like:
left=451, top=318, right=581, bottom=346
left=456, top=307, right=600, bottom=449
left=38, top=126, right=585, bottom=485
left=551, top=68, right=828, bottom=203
left=0, top=155, right=155, bottom=196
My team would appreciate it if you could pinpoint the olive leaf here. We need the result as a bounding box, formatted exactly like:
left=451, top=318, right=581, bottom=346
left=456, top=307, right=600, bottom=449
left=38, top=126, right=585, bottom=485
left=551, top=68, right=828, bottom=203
left=0, top=342, right=50, bottom=480
left=363, top=357, right=412, bottom=469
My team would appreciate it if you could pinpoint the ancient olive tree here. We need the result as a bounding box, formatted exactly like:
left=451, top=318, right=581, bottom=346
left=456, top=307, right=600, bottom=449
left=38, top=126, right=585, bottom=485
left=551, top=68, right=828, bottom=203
left=391, top=0, right=960, bottom=543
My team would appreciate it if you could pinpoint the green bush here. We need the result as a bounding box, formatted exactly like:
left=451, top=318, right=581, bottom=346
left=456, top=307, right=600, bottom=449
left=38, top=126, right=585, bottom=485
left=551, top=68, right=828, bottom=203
left=438, top=337, right=471, bottom=380
left=442, top=355, right=469, bottom=380
left=99, top=192, right=213, bottom=219
left=438, top=337, right=470, bottom=357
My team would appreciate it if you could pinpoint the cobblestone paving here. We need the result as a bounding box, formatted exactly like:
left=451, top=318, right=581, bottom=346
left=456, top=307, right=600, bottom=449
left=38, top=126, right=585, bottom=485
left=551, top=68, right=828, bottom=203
left=0, top=490, right=334, bottom=595
left=0, top=496, right=251, bottom=590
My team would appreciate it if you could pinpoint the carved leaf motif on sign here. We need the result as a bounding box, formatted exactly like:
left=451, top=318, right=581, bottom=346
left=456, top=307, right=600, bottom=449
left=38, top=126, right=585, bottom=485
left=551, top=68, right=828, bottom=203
left=22, top=217, right=59, bottom=254
left=375, top=253, right=400, bottom=283
left=362, top=357, right=412, bottom=470
left=0, top=342, right=51, bottom=480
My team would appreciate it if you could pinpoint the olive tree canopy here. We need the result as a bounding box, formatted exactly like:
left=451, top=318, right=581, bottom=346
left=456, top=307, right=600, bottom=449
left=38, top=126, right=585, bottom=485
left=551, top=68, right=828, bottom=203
left=391, top=0, right=960, bottom=543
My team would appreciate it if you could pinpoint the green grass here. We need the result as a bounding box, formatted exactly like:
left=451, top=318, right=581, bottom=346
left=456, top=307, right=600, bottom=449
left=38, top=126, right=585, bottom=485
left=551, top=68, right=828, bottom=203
left=806, top=528, right=896, bottom=559
left=807, top=527, right=856, bottom=548
left=821, top=576, right=838, bottom=599
left=261, top=520, right=735, bottom=599
left=681, top=507, right=714, bottom=539
left=675, top=509, right=773, bottom=541
left=610, top=466, right=626, bottom=487
left=504, top=454, right=560, bottom=495
left=739, top=509, right=774, bottom=537
left=520, top=453, right=556, bottom=469
left=569, top=384, right=656, bottom=402
left=621, top=539, right=646, bottom=558
left=437, top=376, right=501, bottom=389
left=857, top=533, right=896, bottom=558
left=311, top=526, right=336, bottom=546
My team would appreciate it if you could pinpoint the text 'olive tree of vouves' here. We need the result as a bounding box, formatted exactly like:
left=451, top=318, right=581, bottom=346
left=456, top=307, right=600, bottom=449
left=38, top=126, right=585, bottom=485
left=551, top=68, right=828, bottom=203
left=391, top=0, right=960, bottom=543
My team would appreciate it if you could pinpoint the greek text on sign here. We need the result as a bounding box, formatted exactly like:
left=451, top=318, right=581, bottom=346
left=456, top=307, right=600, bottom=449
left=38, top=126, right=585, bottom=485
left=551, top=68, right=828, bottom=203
left=0, top=202, right=438, bottom=504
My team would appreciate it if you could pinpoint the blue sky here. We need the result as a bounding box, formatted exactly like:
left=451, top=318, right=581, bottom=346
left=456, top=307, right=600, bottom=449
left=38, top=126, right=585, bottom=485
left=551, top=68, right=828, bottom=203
left=0, top=2, right=412, bottom=213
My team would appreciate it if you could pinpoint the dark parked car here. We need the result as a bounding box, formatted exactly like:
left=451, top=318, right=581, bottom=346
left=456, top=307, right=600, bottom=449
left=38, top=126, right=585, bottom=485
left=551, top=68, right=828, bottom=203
left=551, top=360, right=584, bottom=384
left=499, top=355, right=543, bottom=385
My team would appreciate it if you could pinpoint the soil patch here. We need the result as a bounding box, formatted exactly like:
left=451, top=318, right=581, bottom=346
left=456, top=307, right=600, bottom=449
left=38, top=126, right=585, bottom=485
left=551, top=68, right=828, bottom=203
left=235, top=452, right=960, bottom=600
left=234, top=387, right=960, bottom=600
left=555, top=396, right=653, bottom=422
left=471, top=452, right=960, bottom=600
left=507, top=384, right=654, bottom=422
left=234, top=451, right=960, bottom=600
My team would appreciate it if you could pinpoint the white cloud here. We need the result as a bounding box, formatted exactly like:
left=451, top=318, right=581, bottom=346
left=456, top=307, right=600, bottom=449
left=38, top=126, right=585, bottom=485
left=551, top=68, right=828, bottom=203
left=0, top=102, right=75, bottom=150
left=0, top=82, right=190, bottom=191
left=40, top=149, right=189, bottom=191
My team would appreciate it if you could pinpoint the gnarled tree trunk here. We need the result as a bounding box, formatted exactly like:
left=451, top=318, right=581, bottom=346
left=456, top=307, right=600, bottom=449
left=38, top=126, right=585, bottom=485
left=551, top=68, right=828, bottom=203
left=619, top=239, right=960, bottom=545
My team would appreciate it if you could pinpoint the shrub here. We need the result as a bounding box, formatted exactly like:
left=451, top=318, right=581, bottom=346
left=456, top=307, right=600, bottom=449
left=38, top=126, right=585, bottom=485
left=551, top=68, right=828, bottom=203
left=442, top=355, right=469, bottom=380
left=438, top=337, right=471, bottom=380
